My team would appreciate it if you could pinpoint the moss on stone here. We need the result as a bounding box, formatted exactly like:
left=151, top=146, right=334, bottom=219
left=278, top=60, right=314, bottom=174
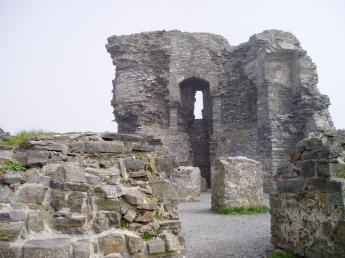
left=214, top=205, right=269, bottom=215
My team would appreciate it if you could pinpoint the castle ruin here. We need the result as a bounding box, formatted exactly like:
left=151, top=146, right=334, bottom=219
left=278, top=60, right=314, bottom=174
left=106, top=30, right=333, bottom=192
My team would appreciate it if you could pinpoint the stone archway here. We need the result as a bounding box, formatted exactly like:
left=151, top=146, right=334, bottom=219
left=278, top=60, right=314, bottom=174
left=179, top=77, right=212, bottom=187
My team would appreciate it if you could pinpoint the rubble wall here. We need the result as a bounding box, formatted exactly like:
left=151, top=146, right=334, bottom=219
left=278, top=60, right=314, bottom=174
left=0, top=133, right=186, bottom=258
left=270, top=131, right=345, bottom=257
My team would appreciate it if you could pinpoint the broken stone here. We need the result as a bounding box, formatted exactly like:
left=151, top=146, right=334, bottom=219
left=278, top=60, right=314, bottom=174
left=23, top=238, right=71, bottom=258
left=211, top=157, right=263, bottom=209
left=85, top=141, right=125, bottom=154
left=27, top=211, right=44, bottom=233
left=16, top=184, right=46, bottom=204
left=72, top=240, right=90, bottom=258
left=95, top=184, right=126, bottom=198
left=51, top=214, right=86, bottom=235
left=92, top=213, right=109, bottom=233
left=126, top=235, right=144, bottom=254
left=98, top=233, right=124, bottom=255
left=123, top=189, right=147, bottom=206
left=162, top=232, right=181, bottom=252
left=95, top=198, right=121, bottom=212
left=0, top=222, right=24, bottom=241
left=123, top=158, right=145, bottom=171
left=147, top=238, right=165, bottom=254
left=14, top=150, right=50, bottom=167
left=150, top=179, right=179, bottom=202
left=67, top=191, right=85, bottom=213
left=124, top=209, right=136, bottom=222
left=134, top=211, right=155, bottom=223
left=53, top=163, right=86, bottom=183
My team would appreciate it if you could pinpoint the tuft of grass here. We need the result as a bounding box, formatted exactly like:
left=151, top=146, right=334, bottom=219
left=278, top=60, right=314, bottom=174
left=0, top=130, right=50, bottom=147
left=141, top=231, right=154, bottom=241
left=3, top=161, right=23, bottom=171
left=336, top=171, right=345, bottom=179
left=120, top=219, right=129, bottom=229
left=135, top=152, right=148, bottom=162
left=270, top=250, right=299, bottom=258
left=146, top=171, right=156, bottom=181
left=214, top=205, right=269, bottom=215
left=154, top=211, right=164, bottom=221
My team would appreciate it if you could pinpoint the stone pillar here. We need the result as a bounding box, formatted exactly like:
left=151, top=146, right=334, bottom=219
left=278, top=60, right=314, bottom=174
left=211, top=156, right=263, bottom=209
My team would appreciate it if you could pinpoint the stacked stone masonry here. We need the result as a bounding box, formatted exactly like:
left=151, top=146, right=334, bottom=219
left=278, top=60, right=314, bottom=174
left=211, top=156, right=263, bottom=209
left=106, top=29, right=334, bottom=193
left=0, top=132, right=192, bottom=258
left=270, top=130, right=345, bottom=257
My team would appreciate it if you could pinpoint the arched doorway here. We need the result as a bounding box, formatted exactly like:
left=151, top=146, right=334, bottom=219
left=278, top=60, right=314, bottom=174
left=179, top=77, right=212, bottom=187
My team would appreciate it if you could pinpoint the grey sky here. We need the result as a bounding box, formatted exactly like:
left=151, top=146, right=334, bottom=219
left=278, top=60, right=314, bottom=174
left=1, top=0, right=344, bottom=134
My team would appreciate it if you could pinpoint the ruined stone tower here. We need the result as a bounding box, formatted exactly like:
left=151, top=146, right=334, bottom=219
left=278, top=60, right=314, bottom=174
left=106, top=30, right=333, bottom=192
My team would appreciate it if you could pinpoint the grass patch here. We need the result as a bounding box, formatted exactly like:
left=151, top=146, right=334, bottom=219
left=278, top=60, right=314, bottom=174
left=154, top=211, right=164, bottom=220
left=269, top=250, right=299, bottom=258
left=135, top=152, right=148, bottom=162
left=336, top=171, right=345, bottom=179
left=120, top=219, right=129, bottom=229
left=0, top=130, right=50, bottom=147
left=214, top=205, right=269, bottom=215
left=141, top=231, right=154, bottom=241
left=146, top=171, right=156, bottom=181
left=3, top=161, right=23, bottom=171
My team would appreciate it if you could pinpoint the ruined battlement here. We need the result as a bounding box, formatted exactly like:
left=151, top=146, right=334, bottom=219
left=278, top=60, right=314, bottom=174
left=106, top=30, right=334, bottom=192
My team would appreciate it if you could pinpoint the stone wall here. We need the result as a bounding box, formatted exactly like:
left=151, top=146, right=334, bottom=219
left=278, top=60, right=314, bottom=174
left=270, top=130, right=345, bottom=257
left=106, top=29, right=333, bottom=193
left=0, top=133, right=186, bottom=258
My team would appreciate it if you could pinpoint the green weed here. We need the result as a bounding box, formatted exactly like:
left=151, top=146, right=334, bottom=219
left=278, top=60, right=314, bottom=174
left=214, top=205, right=269, bottom=215
left=154, top=211, right=164, bottom=221
left=141, top=231, right=154, bottom=241
left=0, top=130, right=50, bottom=147
left=3, top=161, right=23, bottom=171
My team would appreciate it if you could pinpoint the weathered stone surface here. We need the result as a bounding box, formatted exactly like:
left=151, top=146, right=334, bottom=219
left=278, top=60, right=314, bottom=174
left=123, top=189, right=147, bottom=206
left=155, top=158, right=174, bottom=178
left=162, top=233, right=181, bottom=252
left=150, top=179, right=179, bottom=202
left=16, top=184, right=46, bottom=204
left=98, top=233, right=124, bottom=255
left=134, top=211, right=154, bottom=223
left=14, top=150, right=50, bottom=167
left=0, top=241, right=22, bottom=258
left=107, top=30, right=334, bottom=193
left=85, top=141, right=125, bottom=154
left=123, top=158, right=145, bottom=171
left=0, top=210, right=26, bottom=222
left=173, top=166, right=201, bottom=201
left=51, top=214, right=86, bottom=234
left=0, top=222, right=24, bottom=241
left=126, top=235, right=144, bottom=254
left=95, top=185, right=127, bottom=198
left=124, top=209, right=136, bottom=222
left=147, top=238, right=165, bottom=254
left=200, top=177, right=208, bottom=192
left=211, top=157, right=263, bottom=209
left=271, top=132, right=345, bottom=257
left=72, top=240, right=90, bottom=258
left=102, top=132, right=145, bottom=142
left=27, top=211, right=44, bottom=233
left=92, top=213, right=109, bottom=233
left=0, top=184, right=12, bottom=202
left=95, top=198, right=121, bottom=211
left=23, top=238, right=71, bottom=258
left=53, top=163, right=86, bottom=183
left=67, top=191, right=85, bottom=213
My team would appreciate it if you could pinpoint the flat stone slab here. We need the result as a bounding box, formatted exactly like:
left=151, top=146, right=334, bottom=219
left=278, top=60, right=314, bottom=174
left=23, top=238, right=71, bottom=258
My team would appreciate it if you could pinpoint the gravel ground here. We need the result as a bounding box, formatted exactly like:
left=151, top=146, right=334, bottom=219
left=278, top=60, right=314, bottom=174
left=178, top=192, right=273, bottom=258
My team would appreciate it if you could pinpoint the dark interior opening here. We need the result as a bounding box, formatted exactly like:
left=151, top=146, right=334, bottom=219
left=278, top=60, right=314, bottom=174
left=179, top=77, right=212, bottom=187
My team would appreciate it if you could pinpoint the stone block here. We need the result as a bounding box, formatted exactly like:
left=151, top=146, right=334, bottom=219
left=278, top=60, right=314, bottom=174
left=98, top=233, right=124, bottom=255
left=92, top=213, right=109, bottom=233
left=0, top=241, right=22, bottom=258
left=155, top=158, right=174, bottom=177
left=95, top=198, right=121, bottom=211
left=124, top=209, right=136, bottom=222
left=72, top=240, right=90, bottom=258
left=123, top=158, right=145, bottom=171
left=95, top=185, right=127, bottom=198
left=200, top=177, right=208, bottom=192
left=16, top=184, right=46, bottom=204
left=162, top=233, right=181, bottom=252
left=0, top=222, right=24, bottom=241
left=53, top=163, right=86, bottom=183
left=23, top=238, right=71, bottom=258
left=27, top=211, right=44, bottom=233
left=147, top=238, right=165, bottom=254
left=123, top=189, right=147, bottom=206
left=67, top=191, right=85, bottom=213
left=52, top=214, right=86, bottom=235
left=14, top=150, right=50, bottom=167
left=102, top=132, right=145, bottom=142
left=301, top=160, right=316, bottom=177
left=150, top=179, right=179, bottom=202
left=134, top=211, right=154, bottom=223
left=107, top=212, right=121, bottom=226
left=126, top=235, right=144, bottom=254
left=85, top=141, right=125, bottom=154
left=0, top=210, right=26, bottom=222
left=276, top=178, right=305, bottom=193
left=301, top=145, right=342, bottom=160
left=310, top=178, right=344, bottom=193
left=173, top=166, right=201, bottom=201
left=211, top=157, right=263, bottom=209
left=0, top=184, right=12, bottom=202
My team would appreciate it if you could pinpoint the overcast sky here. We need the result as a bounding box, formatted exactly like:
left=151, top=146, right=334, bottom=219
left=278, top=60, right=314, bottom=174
left=1, top=0, right=344, bottom=134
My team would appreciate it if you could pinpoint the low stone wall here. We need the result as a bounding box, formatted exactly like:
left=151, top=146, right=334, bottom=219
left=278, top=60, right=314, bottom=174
left=271, top=131, right=345, bottom=257
left=211, top=156, right=263, bottom=209
left=0, top=132, right=185, bottom=258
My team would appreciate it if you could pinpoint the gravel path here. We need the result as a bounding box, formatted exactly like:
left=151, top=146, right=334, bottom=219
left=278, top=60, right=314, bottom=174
left=178, top=192, right=273, bottom=258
